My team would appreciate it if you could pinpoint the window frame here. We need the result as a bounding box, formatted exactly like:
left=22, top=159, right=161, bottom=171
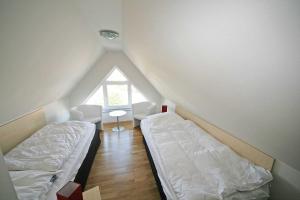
left=83, top=66, right=147, bottom=110
left=102, top=67, right=132, bottom=110
left=103, top=81, right=132, bottom=109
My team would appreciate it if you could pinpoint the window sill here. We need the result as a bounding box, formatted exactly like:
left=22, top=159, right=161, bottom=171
left=102, top=107, right=132, bottom=113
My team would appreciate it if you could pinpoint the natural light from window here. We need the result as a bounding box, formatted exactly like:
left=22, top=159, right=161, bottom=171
left=86, top=86, right=104, bottom=106
left=107, top=85, right=129, bottom=106
left=132, top=85, right=147, bottom=104
left=84, top=67, right=148, bottom=109
left=107, top=68, right=127, bottom=81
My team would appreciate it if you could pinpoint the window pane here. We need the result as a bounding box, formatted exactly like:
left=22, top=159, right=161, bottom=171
left=132, top=85, right=147, bottom=104
left=107, top=85, right=128, bottom=106
left=85, top=86, right=104, bottom=106
left=107, top=68, right=128, bottom=81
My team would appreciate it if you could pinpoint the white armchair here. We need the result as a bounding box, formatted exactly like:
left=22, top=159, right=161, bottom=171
left=132, top=102, right=156, bottom=127
left=70, top=105, right=102, bottom=129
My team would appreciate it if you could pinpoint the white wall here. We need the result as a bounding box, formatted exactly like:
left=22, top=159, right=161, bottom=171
left=162, top=99, right=176, bottom=113
left=68, top=50, right=162, bottom=108
left=271, top=160, right=300, bottom=199
left=0, top=0, right=103, bottom=125
left=123, top=1, right=300, bottom=198
left=0, top=150, right=18, bottom=200
left=43, top=98, right=70, bottom=124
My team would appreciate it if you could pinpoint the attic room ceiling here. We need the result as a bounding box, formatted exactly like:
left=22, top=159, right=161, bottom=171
left=78, top=0, right=123, bottom=50
left=0, top=0, right=126, bottom=126
left=0, top=0, right=300, bottom=179
left=122, top=0, right=300, bottom=172
left=0, top=0, right=123, bottom=124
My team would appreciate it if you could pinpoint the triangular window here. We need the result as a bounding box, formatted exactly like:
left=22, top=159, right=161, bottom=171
left=106, top=68, right=128, bottom=81
left=132, top=85, right=147, bottom=104
left=84, top=67, right=148, bottom=109
left=85, top=86, right=104, bottom=106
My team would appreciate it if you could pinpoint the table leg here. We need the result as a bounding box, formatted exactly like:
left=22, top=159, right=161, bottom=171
left=117, top=116, right=120, bottom=131
left=112, top=115, right=125, bottom=132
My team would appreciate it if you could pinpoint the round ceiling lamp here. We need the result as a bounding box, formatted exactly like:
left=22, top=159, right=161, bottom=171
left=99, top=30, right=119, bottom=40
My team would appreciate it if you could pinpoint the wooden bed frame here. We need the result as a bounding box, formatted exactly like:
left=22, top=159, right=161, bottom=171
left=0, top=108, right=46, bottom=154
left=0, top=108, right=100, bottom=190
left=143, top=105, right=274, bottom=200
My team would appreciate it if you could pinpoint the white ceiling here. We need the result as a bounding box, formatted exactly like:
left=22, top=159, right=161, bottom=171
left=0, top=0, right=125, bottom=125
left=78, top=0, right=123, bottom=50
left=0, top=0, right=104, bottom=123
left=122, top=0, right=300, bottom=172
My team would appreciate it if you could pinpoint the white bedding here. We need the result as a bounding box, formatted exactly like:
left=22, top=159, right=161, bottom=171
left=46, top=122, right=95, bottom=200
left=10, top=170, right=57, bottom=200
left=5, top=121, right=94, bottom=172
left=141, top=112, right=273, bottom=200
left=6, top=121, right=96, bottom=200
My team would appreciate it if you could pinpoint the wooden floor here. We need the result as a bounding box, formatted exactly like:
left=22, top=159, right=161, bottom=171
left=85, top=121, right=161, bottom=200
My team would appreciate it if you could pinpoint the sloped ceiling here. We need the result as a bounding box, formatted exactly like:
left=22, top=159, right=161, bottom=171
left=78, top=0, right=123, bottom=50
left=122, top=0, right=300, bottom=171
left=0, top=0, right=104, bottom=124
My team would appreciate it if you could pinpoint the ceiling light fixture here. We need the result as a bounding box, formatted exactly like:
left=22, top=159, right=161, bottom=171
left=99, top=30, right=119, bottom=40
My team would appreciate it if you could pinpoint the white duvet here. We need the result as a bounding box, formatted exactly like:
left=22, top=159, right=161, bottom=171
left=142, top=113, right=273, bottom=200
left=5, top=121, right=94, bottom=172
left=10, top=170, right=57, bottom=200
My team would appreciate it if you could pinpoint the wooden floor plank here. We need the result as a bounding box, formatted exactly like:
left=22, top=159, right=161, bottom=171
left=85, top=121, right=160, bottom=200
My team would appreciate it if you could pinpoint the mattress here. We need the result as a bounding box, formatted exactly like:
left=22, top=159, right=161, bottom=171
left=141, top=113, right=185, bottom=199
left=45, top=123, right=95, bottom=200
left=7, top=121, right=96, bottom=200
left=141, top=112, right=272, bottom=200
left=5, top=121, right=95, bottom=172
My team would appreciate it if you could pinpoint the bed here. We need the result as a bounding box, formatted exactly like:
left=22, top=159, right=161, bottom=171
left=45, top=121, right=98, bottom=200
left=141, top=110, right=274, bottom=200
left=0, top=109, right=100, bottom=200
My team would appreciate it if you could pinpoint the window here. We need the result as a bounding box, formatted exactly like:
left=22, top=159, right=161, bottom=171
left=104, top=68, right=130, bottom=108
left=107, top=85, right=129, bottom=106
left=84, top=67, right=148, bottom=109
left=85, top=86, right=104, bottom=106
left=106, top=68, right=127, bottom=81
left=132, top=85, right=147, bottom=104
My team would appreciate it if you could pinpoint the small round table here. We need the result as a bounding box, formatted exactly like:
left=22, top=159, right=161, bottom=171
left=109, top=110, right=127, bottom=132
